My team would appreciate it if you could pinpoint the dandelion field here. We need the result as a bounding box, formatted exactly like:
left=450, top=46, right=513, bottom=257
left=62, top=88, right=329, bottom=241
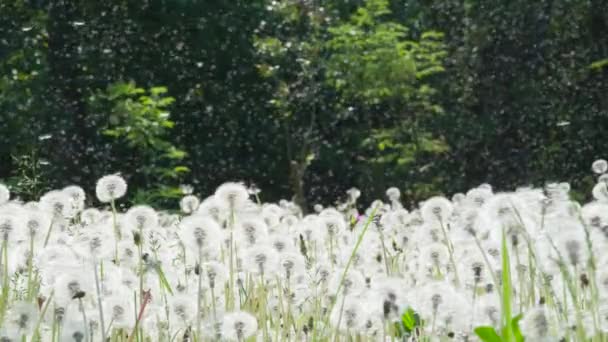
left=2, top=161, right=608, bottom=342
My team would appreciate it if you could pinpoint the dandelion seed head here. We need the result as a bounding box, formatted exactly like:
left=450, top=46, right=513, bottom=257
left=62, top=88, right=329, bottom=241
left=62, top=185, right=86, bottom=212
left=593, top=159, right=608, bottom=174
left=180, top=195, right=200, bottom=214
left=215, top=182, right=249, bottom=209
left=593, top=182, right=608, bottom=202
left=520, top=306, right=557, bottom=340
left=8, top=301, right=38, bottom=333
left=386, top=187, right=401, bottom=201
left=421, top=196, right=453, bottom=224
left=220, top=311, right=258, bottom=341
left=126, top=205, right=158, bottom=231
left=180, top=215, right=222, bottom=254
left=0, top=184, right=10, bottom=205
left=40, top=190, right=74, bottom=218
left=95, top=174, right=127, bottom=203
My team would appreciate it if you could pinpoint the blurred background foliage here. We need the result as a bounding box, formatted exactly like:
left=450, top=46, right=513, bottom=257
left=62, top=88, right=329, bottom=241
left=0, top=0, right=607, bottom=208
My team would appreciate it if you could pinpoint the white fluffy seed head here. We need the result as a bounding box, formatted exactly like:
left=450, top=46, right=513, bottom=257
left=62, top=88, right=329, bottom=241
left=96, top=174, right=127, bottom=203
left=386, top=187, right=401, bottom=201
left=179, top=215, right=222, bottom=255
left=0, top=213, right=24, bottom=243
left=80, top=208, right=101, bottom=226
left=7, top=301, right=38, bottom=333
left=346, top=187, right=361, bottom=202
left=237, top=218, right=268, bottom=247
left=40, top=190, right=74, bottom=218
left=24, top=209, right=51, bottom=239
left=62, top=185, right=86, bottom=213
left=104, top=292, right=135, bottom=329
left=215, top=182, right=249, bottom=209
left=180, top=195, right=200, bottom=214
left=593, top=182, right=608, bottom=202
left=329, top=296, right=365, bottom=333
left=593, top=159, right=608, bottom=174
left=519, top=306, right=558, bottom=341
left=60, top=317, right=88, bottom=342
left=0, top=184, right=10, bottom=205
left=244, top=245, right=279, bottom=276
left=221, top=311, right=258, bottom=341
left=126, top=205, right=158, bottom=231
left=421, top=196, right=453, bottom=224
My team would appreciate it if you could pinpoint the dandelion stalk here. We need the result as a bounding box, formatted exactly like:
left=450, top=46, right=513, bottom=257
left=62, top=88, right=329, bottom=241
left=26, top=234, right=35, bottom=301
left=500, top=226, right=515, bottom=342
left=379, top=230, right=391, bottom=275
left=42, top=219, right=55, bottom=248
left=93, top=262, right=107, bottom=342
left=30, top=291, right=54, bottom=342
left=77, top=297, right=90, bottom=342
left=111, top=199, right=120, bottom=265
left=0, top=239, right=9, bottom=325
left=127, top=290, right=151, bottom=342
left=438, top=219, right=460, bottom=286
left=196, top=249, right=203, bottom=342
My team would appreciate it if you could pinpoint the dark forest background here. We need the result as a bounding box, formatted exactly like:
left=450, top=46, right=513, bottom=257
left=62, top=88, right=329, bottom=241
left=1, top=0, right=607, bottom=209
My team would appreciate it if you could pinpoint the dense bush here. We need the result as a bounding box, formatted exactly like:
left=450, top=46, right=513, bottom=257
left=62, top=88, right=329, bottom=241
left=1, top=0, right=607, bottom=207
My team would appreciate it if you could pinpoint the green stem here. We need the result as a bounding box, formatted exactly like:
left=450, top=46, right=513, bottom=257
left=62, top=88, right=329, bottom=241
left=94, top=262, right=107, bottom=342
left=43, top=219, right=55, bottom=248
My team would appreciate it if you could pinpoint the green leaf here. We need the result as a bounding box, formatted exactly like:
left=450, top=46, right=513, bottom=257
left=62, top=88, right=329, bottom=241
left=102, top=129, right=120, bottom=137
left=160, top=120, right=175, bottom=128
left=165, top=147, right=187, bottom=160
left=590, top=58, right=608, bottom=70
left=173, top=166, right=190, bottom=173
left=512, top=314, right=525, bottom=342
left=150, top=86, right=168, bottom=95
left=475, top=326, right=503, bottom=342
left=401, top=308, right=418, bottom=332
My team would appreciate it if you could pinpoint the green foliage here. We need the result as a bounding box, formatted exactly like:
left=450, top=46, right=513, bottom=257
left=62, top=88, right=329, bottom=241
left=590, top=58, right=608, bottom=70
left=1, top=0, right=607, bottom=207
left=394, top=307, right=422, bottom=338
left=475, top=326, right=503, bottom=342
left=326, top=0, right=446, bottom=105
left=474, top=315, right=524, bottom=342
left=3, top=149, right=50, bottom=200
left=324, top=0, right=448, bottom=199
left=92, top=82, right=189, bottom=205
left=253, top=0, right=449, bottom=206
left=362, top=129, right=449, bottom=166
